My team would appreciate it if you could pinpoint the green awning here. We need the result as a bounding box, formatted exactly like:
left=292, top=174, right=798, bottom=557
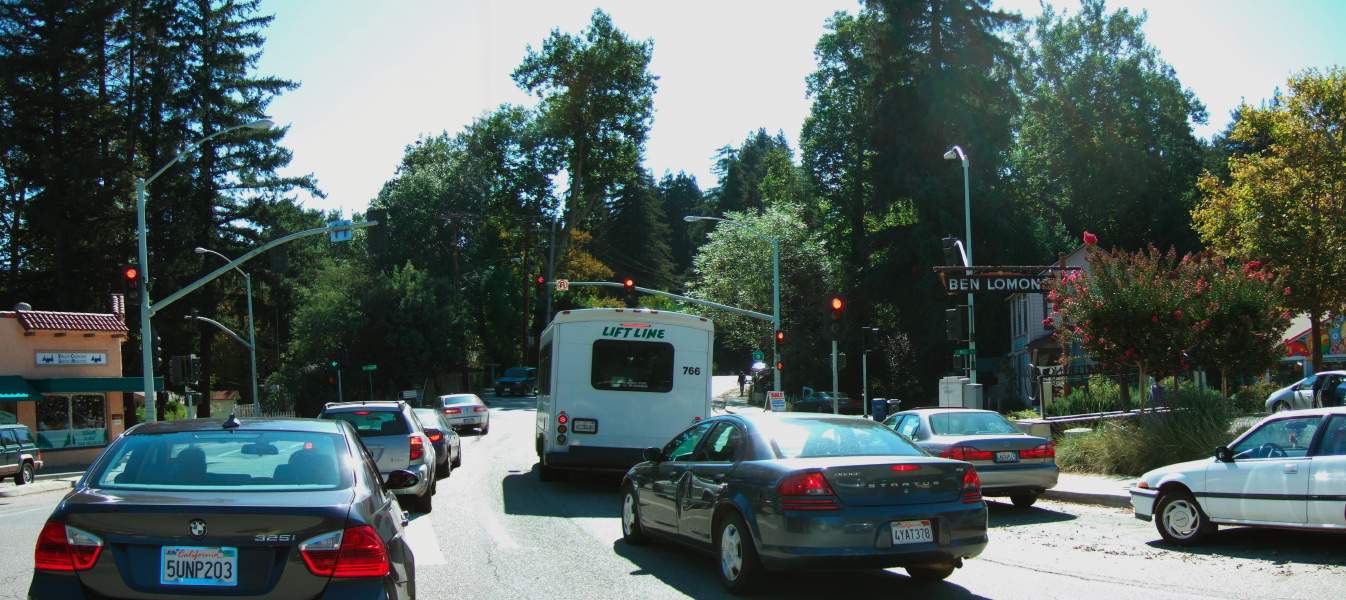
left=29, top=377, right=164, bottom=394
left=0, top=376, right=43, bottom=401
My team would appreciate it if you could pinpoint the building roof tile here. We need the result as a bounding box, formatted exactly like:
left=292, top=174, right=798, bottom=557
left=4, top=310, right=129, bottom=332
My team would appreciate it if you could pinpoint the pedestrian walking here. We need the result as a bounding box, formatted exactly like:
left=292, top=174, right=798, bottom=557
left=737, top=371, right=747, bottom=396
left=1150, top=378, right=1165, bottom=409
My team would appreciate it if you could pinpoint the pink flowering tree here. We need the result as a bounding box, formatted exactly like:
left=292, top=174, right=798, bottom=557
left=1183, top=257, right=1291, bottom=396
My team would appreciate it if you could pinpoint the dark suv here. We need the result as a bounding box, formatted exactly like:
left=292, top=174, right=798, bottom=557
left=317, top=401, right=436, bottom=513
left=494, top=367, right=537, bottom=397
left=0, top=424, right=42, bottom=485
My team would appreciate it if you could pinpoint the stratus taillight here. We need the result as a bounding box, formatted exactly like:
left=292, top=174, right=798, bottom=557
left=939, top=446, right=994, bottom=461
left=410, top=435, right=425, bottom=461
left=34, top=522, right=103, bottom=571
left=962, top=467, right=983, bottom=504
left=426, top=431, right=443, bottom=443
left=1020, top=442, right=1056, bottom=460
left=776, top=471, right=839, bottom=511
left=473, top=406, right=487, bottom=413
left=443, top=408, right=462, bottom=415
left=299, top=525, right=389, bottom=578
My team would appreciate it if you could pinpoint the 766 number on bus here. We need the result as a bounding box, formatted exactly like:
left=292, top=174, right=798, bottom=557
left=682, top=367, right=701, bottom=375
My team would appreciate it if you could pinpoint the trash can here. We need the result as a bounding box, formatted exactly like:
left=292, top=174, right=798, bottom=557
left=871, top=398, right=888, bottom=422
left=887, top=398, right=901, bottom=414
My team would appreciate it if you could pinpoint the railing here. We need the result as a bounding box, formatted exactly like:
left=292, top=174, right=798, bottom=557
left=232, top=404, right=296, bottom=418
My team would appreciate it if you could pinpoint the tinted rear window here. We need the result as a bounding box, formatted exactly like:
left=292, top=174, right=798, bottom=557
left=591, top=339, right=674, bottom=393
left=13, top=427, right=33, bottom=444
left=759, top=418, right=926, bottom=459
left=90, top=430, right=353, bottom=491
left=323, top=410, right=409, bottom=437
left=928, top=412, right=1022, bottom=436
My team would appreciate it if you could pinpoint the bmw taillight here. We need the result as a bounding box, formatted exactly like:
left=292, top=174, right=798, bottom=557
left=939, top=446, right=994, bottom=461
left=299, top=526, right=389, bottom=578
left=34, top=522, right=102, bottom=571
left=776, top=471, right=839, bottom=511
left=1020, top=442, right=1056, bottom=460
left=410, top=435, right=425, bottom=461
left=443, top=408, right=462, bottom=415
left=962, top=467, right=983, bottom=504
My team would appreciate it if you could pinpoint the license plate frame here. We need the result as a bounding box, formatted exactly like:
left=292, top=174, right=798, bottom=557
left=572, top=419, right=598, bottom=434
left=461, top=417, right=478, bottom=424
left=994, top=451, right=1019, bottom=463
left=160, top=546, right=238, bottom=586
left=891, top=520, right=934, bottom=545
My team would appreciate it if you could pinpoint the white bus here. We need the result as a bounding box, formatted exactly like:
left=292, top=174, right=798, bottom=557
left=534, top=308, right=714, bottom=481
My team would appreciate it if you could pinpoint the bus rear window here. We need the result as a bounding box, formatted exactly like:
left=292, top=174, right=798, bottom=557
left=591, top=340, right=674, bottom=393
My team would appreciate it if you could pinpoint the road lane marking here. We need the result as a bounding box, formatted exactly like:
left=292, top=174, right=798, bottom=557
left=0, top=506, right=51, bottom=518
left=403, top=516, right=446, bottom=565
left=477, top=497, right=520, bottom=549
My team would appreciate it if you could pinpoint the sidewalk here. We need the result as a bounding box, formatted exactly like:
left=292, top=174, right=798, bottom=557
left=0, top=464, right=86, bottom=498
left=713, top=391, right=1135, bottom=509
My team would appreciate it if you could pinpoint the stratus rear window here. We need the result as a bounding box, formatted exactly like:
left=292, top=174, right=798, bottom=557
left=90, top=431, right=353, bottom=491
left=760, top=418, right=926, bottom=459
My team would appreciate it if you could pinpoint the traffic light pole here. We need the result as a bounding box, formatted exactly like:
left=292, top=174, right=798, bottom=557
left=831, top=340, right=839, bottom=415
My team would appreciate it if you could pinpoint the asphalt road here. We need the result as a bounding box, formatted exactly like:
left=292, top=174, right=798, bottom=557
left=3, top=397, right=1344, bottom=599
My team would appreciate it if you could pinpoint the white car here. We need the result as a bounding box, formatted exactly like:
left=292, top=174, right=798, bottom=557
left=1131, top=407, right=1346, bottom=546
left=437, top=393, right=490, bottom=434
left=1265, top=371, right=1346, bottom=412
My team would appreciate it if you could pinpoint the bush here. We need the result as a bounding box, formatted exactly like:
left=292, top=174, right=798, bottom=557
left=1229, top=379, right=1278, bottom=415
left=1055, top=385, right=1235, bottom=476
left=1045, top=377, right=1132, bottom=417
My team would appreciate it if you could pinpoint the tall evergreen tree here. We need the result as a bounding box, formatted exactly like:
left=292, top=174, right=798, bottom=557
left=594, top=170, right=676, bottom=292
left=657, top=172, right=704, bottom=284
left=704, top=129, right=792, bottom=216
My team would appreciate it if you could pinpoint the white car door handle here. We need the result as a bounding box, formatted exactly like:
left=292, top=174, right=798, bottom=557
left=1284, top=463, right=1298, bottom=474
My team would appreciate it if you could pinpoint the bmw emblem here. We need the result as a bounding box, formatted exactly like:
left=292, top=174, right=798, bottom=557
left=188, top=519, right=207, bottom=539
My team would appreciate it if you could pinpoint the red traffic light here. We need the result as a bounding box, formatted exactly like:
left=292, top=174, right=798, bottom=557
left=122, top=266, right=139, bottom=280
left=831, top=297, right=843, bottom=311
left=775, top=330, right=785, bottom=346
left=776, top=361, right=784, bottom=370
left=536, top=276, right=545, bottom=284
left=623, top=279, right=635, bottom=294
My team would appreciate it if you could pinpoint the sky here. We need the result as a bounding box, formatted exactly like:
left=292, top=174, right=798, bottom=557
left=253, top=0, right=1346, bottom=217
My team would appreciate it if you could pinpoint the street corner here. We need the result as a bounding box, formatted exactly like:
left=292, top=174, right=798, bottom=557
left=0, top=479, right=75, bottom=498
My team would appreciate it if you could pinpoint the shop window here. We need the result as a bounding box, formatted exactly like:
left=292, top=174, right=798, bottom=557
left=36, top=394, right=107, bottom=449
left=0, top=402, right=16, bottom=425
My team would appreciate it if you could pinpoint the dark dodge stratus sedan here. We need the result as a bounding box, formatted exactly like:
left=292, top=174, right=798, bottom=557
left=29, top=417, right=419, bottom=600
left=621, top=413, right=988, bottom=595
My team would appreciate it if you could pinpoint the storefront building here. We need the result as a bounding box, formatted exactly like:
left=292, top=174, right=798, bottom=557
left=0, top=295, right=161, bottom=467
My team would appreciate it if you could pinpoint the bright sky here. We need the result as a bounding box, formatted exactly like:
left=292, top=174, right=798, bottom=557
left=254, top=0, right=1346, bottom=217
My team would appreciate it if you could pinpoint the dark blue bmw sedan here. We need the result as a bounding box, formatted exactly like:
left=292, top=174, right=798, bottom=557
left=621, top=413, right=988, bottom=595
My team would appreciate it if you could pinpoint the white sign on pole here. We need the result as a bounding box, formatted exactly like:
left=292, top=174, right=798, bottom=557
left=401, top=390, right=418, bottom=399
left=329, top=220, right=353, bottom=242
left=768, top=391, right=786, bottom=412
left=555, top=279, right=569, bottom=291
left=36, top=352, right=108, bottom=366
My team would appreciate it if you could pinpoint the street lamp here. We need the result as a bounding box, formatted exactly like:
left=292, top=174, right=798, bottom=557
left=684, top=215, right=780, bottom=393
left=195, top=247, right=258, bottom=413
left=138, top=118, right=273, bottom=422
left=944, top=145, right=976, bottom=384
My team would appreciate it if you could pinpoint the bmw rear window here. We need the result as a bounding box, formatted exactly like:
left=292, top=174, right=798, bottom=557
left=90, top=431, right=353, bottom=491
left=323, top=410, right=409, bottom=437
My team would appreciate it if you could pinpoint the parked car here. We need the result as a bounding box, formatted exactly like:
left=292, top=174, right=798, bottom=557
left=790, top=391, right=864, bottom=415
left=318, top=401, right=436, bottom=513
left=1265, top=371, right=1346, bottom=412
left=413, top=408, right=461, bottom=478
left=882, top=408, right=1057, bottom=507
left=437, top=393, right=490, bottom=434
left=621, top=413, right=987, bottom=594
left=494, top=367, right=537, bottom=397
left=0, top=423, right=41, bottom=485
left=1131, top=406, right=1346, bottom=546
left=28, top=416, right=418, bottom=600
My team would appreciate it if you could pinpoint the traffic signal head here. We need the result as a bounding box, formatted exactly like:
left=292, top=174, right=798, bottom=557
left=821, top=294, right=847, bottom=340
left=121, top=263, right=142, bottom=305
left=366, top=208, right=389, bottom=254
left=188, top=308, right=199, bottom=334
left=775, top=330, right=785, bottom=348
left=945, top=306, right=968, bottom=342
left=862, top=326, right=880, bottom=354
left=328, top=347, right=340, bottom=368
left=623, top=278, right=635, bottom=295
left=151, top=332, right=162, bottom=371
left=942, top=237, right=964, bottom=267
left=536, top=276, right=546, bottom=293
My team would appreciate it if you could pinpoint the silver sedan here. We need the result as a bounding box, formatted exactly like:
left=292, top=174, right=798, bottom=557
left=882, top=408, right=1058, bottom=507
left=1265, top=371, right=1346, bottom=412
left=436, top=393, right=490, bottom=434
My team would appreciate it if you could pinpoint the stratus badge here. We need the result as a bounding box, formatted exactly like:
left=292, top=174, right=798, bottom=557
left=188, top=519, right=207, bottom=539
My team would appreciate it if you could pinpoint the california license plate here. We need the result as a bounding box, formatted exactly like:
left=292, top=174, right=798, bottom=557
left=995, top=451, right=1019, bottom=463
left=161, top=546, right=237, bottom=586
left=891, top=520, right=934, bottom=545
left=572, top=419, right=597, bottom=433
left=461, top=418, right=478, bottom=424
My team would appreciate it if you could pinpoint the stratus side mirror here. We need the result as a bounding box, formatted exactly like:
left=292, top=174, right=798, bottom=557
left=642, top=447, right=665, bottom=463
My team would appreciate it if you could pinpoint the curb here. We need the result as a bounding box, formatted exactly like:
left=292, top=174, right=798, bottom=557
left=1042, top=489, right=1133, bottom=509
left=0, top=479, right=75, bottom=498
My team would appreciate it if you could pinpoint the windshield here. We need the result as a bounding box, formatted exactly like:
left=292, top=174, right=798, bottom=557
left=759, top=418, right=926, bottom=459
left=323, top=411, right=409, bottom=437
left=928, top=412, right=1023, bottom=436
left=90, top=430, right=353, bottom=491
left=503, top=368, right=533, bottom=377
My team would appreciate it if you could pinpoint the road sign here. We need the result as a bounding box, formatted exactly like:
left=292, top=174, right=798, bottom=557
left=953, top=348, right=977, bottom=355
left=328, top=220, right=353, bottom=242
left=555, top=279, right=569, bottom=291
left=401, top=390, right=418, bottom=399
left=752, top=350, right=764, bottom=361
left=768, top=391, right=786, bottom=412
left=362, top=364, right=377, bottom=371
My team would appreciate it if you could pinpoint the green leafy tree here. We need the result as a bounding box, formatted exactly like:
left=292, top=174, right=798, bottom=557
left=1193, top=67, right=1346, bottom=372
left=1010, top=0, right=1207, bottom=254
left=1183, top=258, right=1290, bottom=396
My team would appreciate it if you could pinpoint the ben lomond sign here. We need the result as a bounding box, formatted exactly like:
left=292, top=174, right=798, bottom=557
left=941, top=273, right=1052, bottom=294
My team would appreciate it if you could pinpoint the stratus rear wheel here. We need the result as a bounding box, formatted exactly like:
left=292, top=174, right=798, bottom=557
left=906, top=566, right=955, bottom=582
left=717, top=512, right=763, bottom=595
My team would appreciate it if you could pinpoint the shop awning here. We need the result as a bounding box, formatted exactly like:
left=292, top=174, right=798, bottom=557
left=29, top=377, right=164, bottom=394
left=0, top=375, right=43, bottom=401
